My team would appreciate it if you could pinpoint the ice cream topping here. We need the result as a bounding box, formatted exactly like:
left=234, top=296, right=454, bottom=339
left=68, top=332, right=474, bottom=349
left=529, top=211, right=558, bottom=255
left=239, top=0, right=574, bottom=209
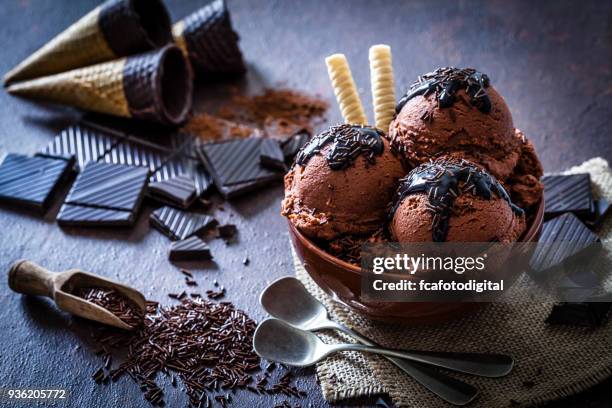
left=396, top=67, right=492, bottom=115
left=295, top=124, right=385, bottom=170
left=391, top=159, right=524, bottom=242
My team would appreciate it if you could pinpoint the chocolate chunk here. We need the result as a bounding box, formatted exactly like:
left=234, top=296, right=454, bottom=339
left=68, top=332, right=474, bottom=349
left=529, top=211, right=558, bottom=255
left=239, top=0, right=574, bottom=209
left=530, top=213, right=601, bottom=275
left=0, top=153, right=74, bottom=212
left=38, top=124, right=120, bottom=169
left=148, top=174, right=197, bottom=209
left=282, top=130, right=310, bottom=161
left=198, top=138, right=284, bottom=198
left=586, top=198, right=611, bottom=229
left=259, top=139, right=286, bottom=171
left=542, top=174, right=593, bottom=221
left=150, top=206, right=217, bottom=240
left=169, top=236, right=212, bottom=261
left=217, top=224, right=237, bottom=240
left=65, top=161, right=149, bottom=211
left=57, top=203, right=134, bottom=227
left=546, top=302, right=611, bottom=328
left=151, top=157, right=213, bottom=196
left=101, top=139, right=173, bottom=174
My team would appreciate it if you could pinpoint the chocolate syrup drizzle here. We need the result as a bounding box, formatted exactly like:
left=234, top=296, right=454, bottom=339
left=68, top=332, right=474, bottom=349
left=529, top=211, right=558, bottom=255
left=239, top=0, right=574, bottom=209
left=390, top=159, right=523, bottom=242
left=396, top=67, right=492, bottom=115
left=295, top=124, right=385, bottom=170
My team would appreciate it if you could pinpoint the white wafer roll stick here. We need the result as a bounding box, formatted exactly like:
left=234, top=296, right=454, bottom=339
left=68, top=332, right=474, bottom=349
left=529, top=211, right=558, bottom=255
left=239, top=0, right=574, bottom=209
left=369, top=44, right=396, bottom=131
left=325, top=53, right=367, bottom=125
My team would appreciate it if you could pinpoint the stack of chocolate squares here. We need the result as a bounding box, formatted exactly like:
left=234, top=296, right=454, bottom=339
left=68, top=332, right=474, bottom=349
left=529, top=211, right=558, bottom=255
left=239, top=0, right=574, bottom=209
left=532, top=173, right=611, bottom=328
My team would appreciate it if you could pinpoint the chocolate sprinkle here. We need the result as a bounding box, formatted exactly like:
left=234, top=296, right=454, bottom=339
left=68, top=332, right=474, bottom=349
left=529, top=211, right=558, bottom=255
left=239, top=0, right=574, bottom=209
left=295, top=124, right=385, bottom=170
left=76, top=287, right=143, bottom=329
left=390, top=158, right=523, bottom=242
left=396, top=67, right=491, bottom=114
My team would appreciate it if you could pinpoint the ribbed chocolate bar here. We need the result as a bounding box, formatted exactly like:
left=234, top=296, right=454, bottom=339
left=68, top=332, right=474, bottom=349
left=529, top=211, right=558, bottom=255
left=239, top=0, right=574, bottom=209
left=150, top=206, right=217, bottom=241
left=198, top=138, right=284, bottom=198
left=0, top=154, right=74, bottom=211
left=150, top=156, right=212, bottom=196
left=101, top=138, right=173, bottom=174
left=260, top=139, right=286, bottom=171
left=530, top=212, right=601, bottom=274
left=543, top=174, right=593, bottom=220
left=148, top=174, right=197, bottom=209
left=169, top=235, right=212, bottom=261
left=282, top=130, right=310, bottom=161
left=66, top=161, right=148, bottom=211
left=39, top=124, right=120, bottom=169
left=57, top=203, right=134, bottom=226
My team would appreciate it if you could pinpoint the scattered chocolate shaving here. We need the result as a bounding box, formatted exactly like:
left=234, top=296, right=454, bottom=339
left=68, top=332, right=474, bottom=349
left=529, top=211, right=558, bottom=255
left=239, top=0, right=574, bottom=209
left=76, top=287, right=143, bottom=329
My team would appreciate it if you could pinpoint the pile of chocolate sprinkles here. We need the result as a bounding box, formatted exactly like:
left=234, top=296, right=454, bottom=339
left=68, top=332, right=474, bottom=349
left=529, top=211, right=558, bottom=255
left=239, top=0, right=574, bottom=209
left=88, top=296, right=305, bottom=407
left=396, top=67, right=492, bottom=114
left=390, top=158, right=523, bottom=242
left=76, top=287, right=143, bottom=329
left=295, top=124, right=385, bottom=170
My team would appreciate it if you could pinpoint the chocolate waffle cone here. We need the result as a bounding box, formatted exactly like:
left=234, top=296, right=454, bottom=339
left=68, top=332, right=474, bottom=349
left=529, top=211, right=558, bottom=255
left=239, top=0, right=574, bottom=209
left=172, top=0, right=246, bottom=78
left=4, top=0, right=172, bottom=85
left=7, top=45, right=193, bottom=126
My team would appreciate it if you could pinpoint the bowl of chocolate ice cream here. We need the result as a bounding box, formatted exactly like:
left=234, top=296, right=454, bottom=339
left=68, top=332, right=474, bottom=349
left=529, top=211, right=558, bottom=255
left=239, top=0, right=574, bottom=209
left=283, top=67, right=545, bottom=324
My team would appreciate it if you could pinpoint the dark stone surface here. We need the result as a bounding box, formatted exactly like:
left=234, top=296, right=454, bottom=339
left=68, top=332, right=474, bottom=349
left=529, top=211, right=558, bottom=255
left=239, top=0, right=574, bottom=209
left=0, top=0, right=611, bottom=407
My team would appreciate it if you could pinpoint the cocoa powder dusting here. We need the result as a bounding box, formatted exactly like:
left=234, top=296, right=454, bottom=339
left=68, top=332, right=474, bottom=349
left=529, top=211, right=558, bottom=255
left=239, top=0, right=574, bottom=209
left=182, top=88, right=328, bottom=142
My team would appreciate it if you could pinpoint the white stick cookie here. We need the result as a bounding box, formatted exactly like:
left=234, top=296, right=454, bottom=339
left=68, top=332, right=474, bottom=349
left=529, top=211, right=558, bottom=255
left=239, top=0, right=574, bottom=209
left=325, top=53, right=367, bottom=125
left=369, top=44, right=396, bottom=131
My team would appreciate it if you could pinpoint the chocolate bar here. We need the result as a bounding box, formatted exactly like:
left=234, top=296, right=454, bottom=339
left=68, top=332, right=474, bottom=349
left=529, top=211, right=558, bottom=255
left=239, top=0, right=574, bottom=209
left=586, top=198, right=611, bottom=229
left=57, top=203, right=134, bottom=227
left=148, top=174, right=197, bottom=209
left=542, top=174, right=593, bottom=220
left=282, top=130, right=310, bottom=161
left=198, top=138, right=284, bottom=198
left=0, top=153, right=74, bottom=212
left=65, top=161, right=149, bottom=211
left=529, top=212, right=601, bottom=275
left=38, top=124, right=121, bottom=169
left=150, top=206, right=217, bottom=241
left=260, top=139, right=287, bottom=171
left=101, top=138, right=172, bottom=174
left=169, top=236, right=212, bottom=261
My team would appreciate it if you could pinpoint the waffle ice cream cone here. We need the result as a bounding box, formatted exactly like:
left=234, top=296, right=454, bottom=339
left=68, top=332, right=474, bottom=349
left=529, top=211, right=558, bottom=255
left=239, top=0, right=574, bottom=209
left=4, top=0, right=172, bottom=85
left=7, top=45, right=193, bottom=126
left=172, top=0, right=246, bottom=78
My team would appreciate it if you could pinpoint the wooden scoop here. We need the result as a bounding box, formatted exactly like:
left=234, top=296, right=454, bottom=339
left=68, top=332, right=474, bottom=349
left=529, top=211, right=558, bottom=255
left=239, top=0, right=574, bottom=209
left=8, top=260, right=146, bottom=330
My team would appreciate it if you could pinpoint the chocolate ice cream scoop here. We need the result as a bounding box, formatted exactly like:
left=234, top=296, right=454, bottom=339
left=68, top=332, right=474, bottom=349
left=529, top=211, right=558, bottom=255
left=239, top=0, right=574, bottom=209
left=282, top=124, right=405, bottom=241
left=389, top=67, right=521, bottom=180
left=390, top=158, right=525, bottom=242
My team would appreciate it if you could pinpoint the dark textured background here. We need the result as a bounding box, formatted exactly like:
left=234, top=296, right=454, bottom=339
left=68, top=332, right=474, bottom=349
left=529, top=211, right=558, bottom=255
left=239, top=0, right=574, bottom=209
left=0, top=1, right=611, bottom=407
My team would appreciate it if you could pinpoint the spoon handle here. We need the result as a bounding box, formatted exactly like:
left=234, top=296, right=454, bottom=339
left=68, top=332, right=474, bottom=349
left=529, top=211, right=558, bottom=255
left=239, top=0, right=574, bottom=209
left=8, top=260, right=56, bottom=298
left=332, top=342, right=513, bottom=378
left=329, top=322, right=477, bottom=406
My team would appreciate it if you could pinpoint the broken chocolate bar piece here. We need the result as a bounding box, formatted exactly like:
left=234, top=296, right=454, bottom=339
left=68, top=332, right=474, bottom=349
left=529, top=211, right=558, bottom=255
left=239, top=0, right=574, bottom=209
left=542, top=174, right=593, bottom=221
left=259, top=139, right=286, bottom=171
left=169, top=236, right=212, bottom=261
left=217, top=224, right=237, bottom=241
left=148, top=174, right=197, bottom=209
left=38, top=124, right=120, bottom=169
left=150, top=206, right=217, bottom=240
left=530, top=212, right=601, bottom=276
left=65, top=161, right=149, bottom=211
left=546, top=301, right=611, bottom=328
left=198, top=138, right=284, bottom=198
left=282, top=130, right=310, bottom=162
left=101, top=139, right=173, bottom=174
left=57, top=203, right=134, bottom=227
left=151, top=156, right=213, bottom=196
left=0, top=153, right=74, bottom=212
left=586, top=198, right=611, bottom=229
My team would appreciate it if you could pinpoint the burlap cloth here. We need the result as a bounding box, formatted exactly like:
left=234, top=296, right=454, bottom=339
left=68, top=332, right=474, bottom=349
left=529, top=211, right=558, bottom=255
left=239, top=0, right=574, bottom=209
left=293, top=157, right=612, bottom=407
